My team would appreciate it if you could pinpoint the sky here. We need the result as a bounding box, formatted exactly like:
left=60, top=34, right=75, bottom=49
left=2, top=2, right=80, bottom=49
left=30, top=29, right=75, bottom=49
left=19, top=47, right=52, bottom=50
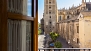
left=27, top=0, right=32, bottom=16
left=38, top=0, right=90, bottom=23
left=27, top=0, right=90, bottom=23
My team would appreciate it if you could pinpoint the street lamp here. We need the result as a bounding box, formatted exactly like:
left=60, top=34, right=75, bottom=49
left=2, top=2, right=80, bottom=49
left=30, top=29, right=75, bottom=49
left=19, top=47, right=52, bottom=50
left=68, top=40, right=70, bottom=48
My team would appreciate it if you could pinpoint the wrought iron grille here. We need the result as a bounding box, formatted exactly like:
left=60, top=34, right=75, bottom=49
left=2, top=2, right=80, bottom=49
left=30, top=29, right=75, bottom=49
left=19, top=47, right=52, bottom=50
left=38, top=48, right=91, bottom=51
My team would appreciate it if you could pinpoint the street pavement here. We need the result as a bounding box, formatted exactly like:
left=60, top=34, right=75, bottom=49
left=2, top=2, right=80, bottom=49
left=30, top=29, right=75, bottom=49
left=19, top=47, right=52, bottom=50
left=57, top=36, right=69, bottom=48
left=38, top=34, right=71, bottom=51
left=38, top=34, right=45, bottom=48
left=38, top=34, right=46, bottom=51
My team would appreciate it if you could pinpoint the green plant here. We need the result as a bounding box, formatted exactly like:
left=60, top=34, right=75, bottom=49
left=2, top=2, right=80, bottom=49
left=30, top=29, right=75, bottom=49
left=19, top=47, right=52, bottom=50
left=38, top=29, right=41, bottom=35
left=49, top=32, right=59, bottom=41
left=54, top=41, right=62, bottom=48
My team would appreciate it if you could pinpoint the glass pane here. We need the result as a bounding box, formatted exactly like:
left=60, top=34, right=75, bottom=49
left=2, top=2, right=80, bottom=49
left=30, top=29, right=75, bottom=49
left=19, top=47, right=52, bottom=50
left=27, top=0, right=32, bottom=16
left=26, top=21, right=31, bottom=51
left=8, top=19, right=22, bottom=51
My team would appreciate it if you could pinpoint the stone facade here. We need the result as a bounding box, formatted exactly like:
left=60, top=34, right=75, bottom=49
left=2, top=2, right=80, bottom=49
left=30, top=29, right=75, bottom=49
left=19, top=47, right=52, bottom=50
left=40, top=18, right=44, bottom=33
left=42, top=0, right=91, bottom=48
left=44, top=0, right=58, bottom=34
left=57, top=0, right=91, bottom=48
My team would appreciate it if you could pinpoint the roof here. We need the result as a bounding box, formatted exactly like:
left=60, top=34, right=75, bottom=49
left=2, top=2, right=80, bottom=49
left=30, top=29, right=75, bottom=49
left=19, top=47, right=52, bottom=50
left=59, top=15, right=79, bottom=23
left=80, top=11, right=91, bottom=16
left=86, top=2, right=91, bottom=4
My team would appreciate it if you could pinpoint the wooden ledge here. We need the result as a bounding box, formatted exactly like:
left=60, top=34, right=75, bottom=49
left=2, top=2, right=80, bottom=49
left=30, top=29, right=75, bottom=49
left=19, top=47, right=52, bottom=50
left=7, top=12, right=34, bottom=21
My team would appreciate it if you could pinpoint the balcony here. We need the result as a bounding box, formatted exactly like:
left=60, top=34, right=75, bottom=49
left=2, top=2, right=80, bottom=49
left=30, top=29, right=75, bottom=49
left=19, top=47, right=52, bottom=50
left=38, top=48, right=91, bottom=51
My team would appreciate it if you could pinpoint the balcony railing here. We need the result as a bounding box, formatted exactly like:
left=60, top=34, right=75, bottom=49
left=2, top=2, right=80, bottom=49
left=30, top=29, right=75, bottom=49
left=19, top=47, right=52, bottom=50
left=38, top=48, right=91, bottom=51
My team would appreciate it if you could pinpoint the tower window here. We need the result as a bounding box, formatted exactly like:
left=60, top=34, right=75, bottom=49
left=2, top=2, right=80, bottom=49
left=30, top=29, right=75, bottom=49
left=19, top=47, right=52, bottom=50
left=49, top=2, right=51, bottom=4
left=49, top=6, right=51, bottom=9
left=50, top=16, right=51, bottom=18
left=50, top=22, right=51, bottom=24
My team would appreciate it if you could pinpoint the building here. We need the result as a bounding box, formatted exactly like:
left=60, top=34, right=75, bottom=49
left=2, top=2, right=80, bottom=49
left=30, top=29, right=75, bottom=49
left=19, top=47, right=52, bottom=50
left=57, top=0, right=91, bottom=48
left=40, top=18, right=44, bottom=33
left=44, top=0, right=58, bottom=34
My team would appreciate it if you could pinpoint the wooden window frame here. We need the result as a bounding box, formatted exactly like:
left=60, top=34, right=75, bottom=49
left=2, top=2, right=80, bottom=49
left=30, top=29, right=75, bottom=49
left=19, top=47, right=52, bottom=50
left=0, top=0, right=38, bottom=51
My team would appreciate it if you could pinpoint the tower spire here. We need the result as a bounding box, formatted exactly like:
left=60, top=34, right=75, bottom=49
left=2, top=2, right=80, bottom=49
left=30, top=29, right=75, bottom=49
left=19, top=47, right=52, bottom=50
left=85, top=0, right=86, bottom=2
left=82, top=0, right=84, bottom=3
left=89, top=0, right=90, bottom=2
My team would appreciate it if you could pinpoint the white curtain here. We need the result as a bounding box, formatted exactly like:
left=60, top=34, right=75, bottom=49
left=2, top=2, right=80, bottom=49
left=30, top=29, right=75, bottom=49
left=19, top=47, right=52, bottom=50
left=8, top=19, right=22, bottom=51
left=7, top=0, right=23, bottom=13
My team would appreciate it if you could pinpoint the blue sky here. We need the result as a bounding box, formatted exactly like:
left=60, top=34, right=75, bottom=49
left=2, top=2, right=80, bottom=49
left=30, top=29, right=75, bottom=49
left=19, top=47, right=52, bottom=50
left=38, top=0, right=90, bottom=23
left=27, top=0, right=90, bottom=22
left=27, top=0, right=31, bottom=16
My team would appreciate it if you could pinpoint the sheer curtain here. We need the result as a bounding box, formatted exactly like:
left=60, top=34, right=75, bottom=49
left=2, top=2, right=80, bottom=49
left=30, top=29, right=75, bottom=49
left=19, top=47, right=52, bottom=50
left=8, top=19, right=22, bottom=51
left=8, top=19, right=32, bottom=51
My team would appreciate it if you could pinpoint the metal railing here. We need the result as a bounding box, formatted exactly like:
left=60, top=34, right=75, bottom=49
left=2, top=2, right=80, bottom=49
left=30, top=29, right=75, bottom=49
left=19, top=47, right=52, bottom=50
left=38, top=48, right=91, bottom=51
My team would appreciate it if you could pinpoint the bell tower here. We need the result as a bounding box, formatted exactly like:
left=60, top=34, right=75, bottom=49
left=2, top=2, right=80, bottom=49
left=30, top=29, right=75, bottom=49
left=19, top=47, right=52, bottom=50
left=82, top=0, right=84, bottom=3
left=44, top=0, right=57, bottom=34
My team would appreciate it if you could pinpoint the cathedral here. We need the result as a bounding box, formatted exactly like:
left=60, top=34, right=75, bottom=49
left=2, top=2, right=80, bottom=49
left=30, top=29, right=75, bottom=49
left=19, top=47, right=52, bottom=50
left=57, top=0, right=91, bottom=48
left=41, top=0, right=91, bottom=48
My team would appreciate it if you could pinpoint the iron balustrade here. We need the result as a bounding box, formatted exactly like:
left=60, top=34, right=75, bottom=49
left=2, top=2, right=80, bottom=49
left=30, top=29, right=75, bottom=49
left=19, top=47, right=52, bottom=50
left=38, top=48, right=91, bottom=51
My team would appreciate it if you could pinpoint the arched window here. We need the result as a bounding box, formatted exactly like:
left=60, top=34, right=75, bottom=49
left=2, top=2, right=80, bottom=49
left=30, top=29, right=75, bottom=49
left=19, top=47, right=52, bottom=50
left=67, top=16, right=69, bottom=19
left=60, top=16, right=61, bottom=20
left=77, top=38, right=79, bottom=44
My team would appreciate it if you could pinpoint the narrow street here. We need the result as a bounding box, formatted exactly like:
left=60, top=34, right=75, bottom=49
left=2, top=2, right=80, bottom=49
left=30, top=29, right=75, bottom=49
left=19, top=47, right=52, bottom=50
left=57, top=37, right=70, bottom=48
left=38, top=34, right=45, bottom=48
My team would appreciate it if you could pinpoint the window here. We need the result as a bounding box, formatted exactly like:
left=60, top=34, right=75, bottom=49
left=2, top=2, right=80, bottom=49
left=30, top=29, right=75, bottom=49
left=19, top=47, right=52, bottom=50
left=77, top=38, right=79, bottom=44
left=27, top=0, right=32, bottom=16
left=50, top=16, right=51, bottom=18
left=49, top=11, right=51, bottom=14
left=50, top=22, right=51, bottom=24
left=77, top=26, right=79, bottom=33
left=67, top=16, right=69, bottom=19
left=70, top=26, right=71, bottom=31
left=49, top=2, right=51, bottom=4
left=49, top=6, right=51, bottom=9
left=60, top=16, right=61, bottom=20
left=26, top=21, right=31, bottom=51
